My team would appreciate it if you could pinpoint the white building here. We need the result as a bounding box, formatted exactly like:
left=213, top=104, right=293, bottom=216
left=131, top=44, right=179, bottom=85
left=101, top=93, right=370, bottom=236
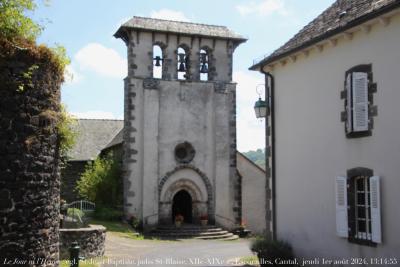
left=251, top=0, right=400, bottom=261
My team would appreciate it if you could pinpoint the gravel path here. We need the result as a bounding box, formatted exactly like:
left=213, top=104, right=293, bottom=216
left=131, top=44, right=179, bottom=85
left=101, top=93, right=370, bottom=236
left=97, top=232, right=257, bottom=267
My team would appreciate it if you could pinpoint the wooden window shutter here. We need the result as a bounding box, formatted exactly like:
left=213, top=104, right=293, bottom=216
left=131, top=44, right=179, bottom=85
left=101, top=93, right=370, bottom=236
left=346, top=73, right=353, bottom=133
left=336, top=176, right=348, bottom=238
left=370, top=176, right=382, bottom=243
left=352, top=72, right=369, bottom=132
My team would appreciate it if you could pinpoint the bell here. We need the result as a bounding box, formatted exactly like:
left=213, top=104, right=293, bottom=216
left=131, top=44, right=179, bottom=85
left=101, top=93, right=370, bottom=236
left=200, top=53, right=208, bottom=64
left=178, top=62, right=186, bottom=72
left=200, top=63, right=208, bottom=73
left=154, top=56, right=162, bottom=67
left=178, top=53, right=186, bottom=62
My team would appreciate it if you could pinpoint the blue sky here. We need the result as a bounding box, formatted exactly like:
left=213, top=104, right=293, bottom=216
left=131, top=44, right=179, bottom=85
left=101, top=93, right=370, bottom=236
left=32, top=0, right=335, bottom=152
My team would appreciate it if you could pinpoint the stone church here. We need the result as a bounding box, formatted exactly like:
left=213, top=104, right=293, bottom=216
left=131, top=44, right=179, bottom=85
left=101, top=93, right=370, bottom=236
left=113, top=17, right=257, bottom=230
left=62, top=17, right=266, bottom=234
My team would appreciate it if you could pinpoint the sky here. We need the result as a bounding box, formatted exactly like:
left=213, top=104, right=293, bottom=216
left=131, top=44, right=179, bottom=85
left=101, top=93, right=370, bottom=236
left=32, top=0, right=335, bottom=152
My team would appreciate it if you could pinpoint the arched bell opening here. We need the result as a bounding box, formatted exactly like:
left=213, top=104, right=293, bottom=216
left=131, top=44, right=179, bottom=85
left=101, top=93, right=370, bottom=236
left=152, top=44, right=163, bottom=79
left=172, top=190, right=192, bottom=223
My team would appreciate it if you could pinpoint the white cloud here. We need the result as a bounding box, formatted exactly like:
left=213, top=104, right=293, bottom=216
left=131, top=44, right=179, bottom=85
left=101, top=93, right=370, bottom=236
left=234, top=71, right=266, bottom=152
left=236, top=0, right=288, bottom=16
left=75, top=43, right=127, bottom=78
left=70, top=111, right=123, bottom=120
left=64, top=65, right=83, bottom=84
left=150, top=9, right=190, bottom=22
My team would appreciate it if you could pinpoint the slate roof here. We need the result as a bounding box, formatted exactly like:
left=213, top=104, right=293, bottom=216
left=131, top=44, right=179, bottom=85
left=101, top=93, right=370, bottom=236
left=103, top=128, right=123, bottom=150
left=250, top=0, right=400, bottom=70
left=114, top=16, right=247, bottom=42
left=68, top=119, right=123, bottom=161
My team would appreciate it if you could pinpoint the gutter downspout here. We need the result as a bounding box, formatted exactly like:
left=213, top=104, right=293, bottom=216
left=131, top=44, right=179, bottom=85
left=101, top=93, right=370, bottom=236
left=260, top=68, right=276, bottom=241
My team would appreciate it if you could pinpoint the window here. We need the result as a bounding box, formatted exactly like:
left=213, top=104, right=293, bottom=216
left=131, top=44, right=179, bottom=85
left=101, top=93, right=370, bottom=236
left=199, top=49, right=209, bottom=81
left=342, top=64, right=377, bottom=138
left=152, top=44, right=163, bottom=79
left=335, top=168, right=381, bottom=246
left=177, top=46, right=188, bottom=80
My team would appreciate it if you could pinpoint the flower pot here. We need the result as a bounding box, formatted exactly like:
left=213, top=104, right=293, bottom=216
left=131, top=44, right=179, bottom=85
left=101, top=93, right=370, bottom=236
left=175, top=221, right=182, bottom=227
left=200, top=219, right=208, bottom=226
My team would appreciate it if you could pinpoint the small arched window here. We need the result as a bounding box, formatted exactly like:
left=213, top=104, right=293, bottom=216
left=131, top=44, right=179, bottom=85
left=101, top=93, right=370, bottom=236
left=153, top=45, right=163, bottom=79
left=177, top=46, right=188, bottom=80
left=199, top=49, right=209, bottom=81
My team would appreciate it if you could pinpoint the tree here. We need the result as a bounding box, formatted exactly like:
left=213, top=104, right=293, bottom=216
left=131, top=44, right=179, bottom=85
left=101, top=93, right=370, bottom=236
left=76, top=153, right=122, bottom=207
left=0, top=0, right=42, bottom=42
left=243, top=148, right=266, bottom=169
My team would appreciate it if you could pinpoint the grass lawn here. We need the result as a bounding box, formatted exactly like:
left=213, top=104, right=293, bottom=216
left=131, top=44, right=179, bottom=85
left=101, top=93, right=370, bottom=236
left=89, top=219, right=143, bottom=239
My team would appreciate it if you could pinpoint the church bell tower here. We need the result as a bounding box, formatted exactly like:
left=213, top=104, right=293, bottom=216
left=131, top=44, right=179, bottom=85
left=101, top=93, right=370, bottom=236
left=115, top=17, right=246, bottom=229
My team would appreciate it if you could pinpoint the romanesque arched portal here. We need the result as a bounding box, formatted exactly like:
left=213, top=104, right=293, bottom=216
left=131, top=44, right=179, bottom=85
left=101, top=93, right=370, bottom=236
left=158, top=165, right=213, bottom=224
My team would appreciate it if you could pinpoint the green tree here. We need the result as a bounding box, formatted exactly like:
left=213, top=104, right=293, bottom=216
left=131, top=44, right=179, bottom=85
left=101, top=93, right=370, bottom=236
left=0, top=0, right=42, bottom=42
left=57, top=105, right=77, bottom=167
left=76, top=153, right=122, bottom=207
left=243, top=148, right=266, bottom=169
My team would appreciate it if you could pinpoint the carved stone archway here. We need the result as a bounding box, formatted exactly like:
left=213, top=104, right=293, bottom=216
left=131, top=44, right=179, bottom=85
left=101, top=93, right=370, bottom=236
left=158, top=165, right=213, bottom=224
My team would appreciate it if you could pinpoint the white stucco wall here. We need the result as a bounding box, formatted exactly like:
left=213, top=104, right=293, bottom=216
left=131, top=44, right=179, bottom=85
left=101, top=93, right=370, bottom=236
left=266, top=13, right=400, bottom=259
left=237, top=152, right=267, bottom=234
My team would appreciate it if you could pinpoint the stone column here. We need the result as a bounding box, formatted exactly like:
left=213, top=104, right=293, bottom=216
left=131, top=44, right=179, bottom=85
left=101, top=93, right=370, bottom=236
left=0, top=41, right=63, bottom=266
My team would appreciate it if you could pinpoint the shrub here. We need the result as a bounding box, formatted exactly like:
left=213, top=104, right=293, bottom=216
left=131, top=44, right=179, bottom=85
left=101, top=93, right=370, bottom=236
left=130, top=216, right=140, bottom=230
left=93, top=206, right=123, bottom=221
left=76, top=152, right=122, bottom=207
left=67, top=208, right=85, bottom=219
left=250, top=237, right=295, bottom=266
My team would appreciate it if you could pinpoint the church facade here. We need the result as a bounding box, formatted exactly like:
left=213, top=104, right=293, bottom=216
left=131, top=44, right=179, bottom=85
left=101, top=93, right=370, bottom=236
left=114, top=17, right=247, bottom=229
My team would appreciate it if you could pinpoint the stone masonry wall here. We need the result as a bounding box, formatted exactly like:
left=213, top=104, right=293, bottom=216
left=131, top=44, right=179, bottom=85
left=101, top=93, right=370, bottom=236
left=61, top=161, right=87, bottom=202
left=0, top=40, right=63, bottom=266
left=59, top=225, right=106, bottom=260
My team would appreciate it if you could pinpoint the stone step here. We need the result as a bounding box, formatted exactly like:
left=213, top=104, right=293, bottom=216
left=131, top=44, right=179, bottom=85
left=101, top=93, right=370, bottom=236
left=149, top=224, right=239, bottom=241
left=151, top=230, right=230, bottom=237
left=153, top=228, right=224, bottom=233
left=194, top=232, right=236, bottom=240
left=156, top=225, right=222, bottom=231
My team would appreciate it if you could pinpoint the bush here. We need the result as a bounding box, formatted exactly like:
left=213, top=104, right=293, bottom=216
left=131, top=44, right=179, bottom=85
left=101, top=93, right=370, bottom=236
left=67, top=208, right=85, bottom=219
left=250, top=237, right=295, bottom=266
left=93, top=206, right=123, bottom=221
left=76, top=153, right=122, bottom=207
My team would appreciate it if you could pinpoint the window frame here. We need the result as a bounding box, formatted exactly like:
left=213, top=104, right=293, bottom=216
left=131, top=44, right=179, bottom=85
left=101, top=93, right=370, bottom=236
left=342, top=64, right=377, bottom=138
left=346, top=168, right=377, bottom=247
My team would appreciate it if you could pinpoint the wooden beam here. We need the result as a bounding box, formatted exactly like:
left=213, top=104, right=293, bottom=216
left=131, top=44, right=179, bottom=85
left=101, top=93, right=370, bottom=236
left=316, top=44, right=324, bottom=52
left=344, top=32, right=353, bottom=40
left=329, top=39, right=337, bottom=47
left=361, top=24, right=371, bottom=34
left=379, top=17, right=390, bottom=26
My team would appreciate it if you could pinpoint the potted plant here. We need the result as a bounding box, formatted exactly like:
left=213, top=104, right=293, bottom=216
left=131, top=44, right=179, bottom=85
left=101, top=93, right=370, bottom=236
left=250, top=237, right=296, bottom=267
left=175, top=214, right=184, bottom=227
left=199, top=214, right=208, bottom=226
left=233, top=220, right=251, bottom=237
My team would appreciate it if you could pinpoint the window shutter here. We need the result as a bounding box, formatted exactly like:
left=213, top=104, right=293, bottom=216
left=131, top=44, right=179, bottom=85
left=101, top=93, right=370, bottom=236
left=370, top=176, right=382, bottom=243
left=346, top=73, right=353, bottom=133
left=336, top=176, right=348, bottom=238
left=352, top=72, right=369, bottom=132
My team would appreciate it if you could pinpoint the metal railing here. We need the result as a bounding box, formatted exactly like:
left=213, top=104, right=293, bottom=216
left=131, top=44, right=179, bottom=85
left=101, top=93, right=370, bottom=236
left=66, top=200, right=95, bottom=212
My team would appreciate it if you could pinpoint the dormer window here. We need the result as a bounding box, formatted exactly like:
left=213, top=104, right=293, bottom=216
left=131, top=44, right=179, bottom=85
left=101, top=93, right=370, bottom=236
left=177, top=46, right=188, bottom=80
left=199, top=49, right=209, bottom=81
left=153, top=45, right=163, bottom=79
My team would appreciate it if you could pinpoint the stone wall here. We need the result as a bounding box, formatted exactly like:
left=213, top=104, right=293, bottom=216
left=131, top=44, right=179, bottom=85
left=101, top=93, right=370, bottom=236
left=59, top=225, right=106, bottom=259
left=0, top=40, right=63, bottom=266
left=61, top=161, right=87, bottom=202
